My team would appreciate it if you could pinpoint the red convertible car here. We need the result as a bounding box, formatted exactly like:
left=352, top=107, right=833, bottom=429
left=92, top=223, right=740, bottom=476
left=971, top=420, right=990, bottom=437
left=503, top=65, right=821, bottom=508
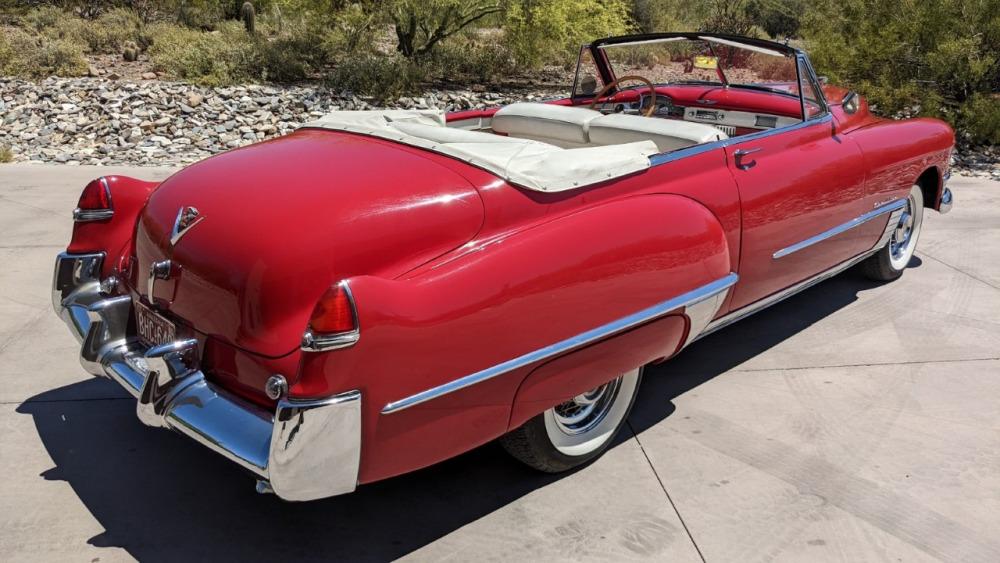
left=52, top=33, right=954, bottom=501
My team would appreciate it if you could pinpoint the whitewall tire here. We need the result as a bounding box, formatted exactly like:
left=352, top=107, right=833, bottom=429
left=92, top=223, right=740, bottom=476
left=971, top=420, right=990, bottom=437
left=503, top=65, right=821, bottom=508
left=500, top=367, right=642, bottom=472
left=861, top=184, right=924, bottom=281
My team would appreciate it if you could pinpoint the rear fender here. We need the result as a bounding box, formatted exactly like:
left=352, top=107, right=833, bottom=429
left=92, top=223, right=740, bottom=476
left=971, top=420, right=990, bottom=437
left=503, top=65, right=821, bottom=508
left=292, top=194, right=732, bottom=483
left=67, top=175, right=160, bottom=277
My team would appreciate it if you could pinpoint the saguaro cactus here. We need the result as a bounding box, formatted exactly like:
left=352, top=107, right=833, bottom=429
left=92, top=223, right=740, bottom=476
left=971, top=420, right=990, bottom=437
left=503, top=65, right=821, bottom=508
left=240, top=2, right=256, bottom=34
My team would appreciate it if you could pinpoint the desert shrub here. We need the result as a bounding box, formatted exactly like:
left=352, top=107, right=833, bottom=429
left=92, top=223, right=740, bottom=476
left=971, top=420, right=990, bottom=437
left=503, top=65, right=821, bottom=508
left=388, top=0, right=503, bottom=58
left=0, top=145, right=13, bottom=163
left=506, top=0, right=632, bottom=68
left=803, top=0, right=999, bottom=144
left=746, top=0, right=804, bottom=39
left=259, top=28, right=326, bottom=82
left=19, top=6, right=147, bottom=54
left=0, top=26, right=88, bottom=77
left=321, top=2, right=379, bottom=56
left=430, top=35, right=516, bottom=82
left=326, top=53, right=424, bottom=100
left=148, top=21, right=260, bottom=84
left=148, top=19, right=323, bottom=84
left=699, top=0, right=757, bottom=36
left=957, top=93, right=1000, bottom=145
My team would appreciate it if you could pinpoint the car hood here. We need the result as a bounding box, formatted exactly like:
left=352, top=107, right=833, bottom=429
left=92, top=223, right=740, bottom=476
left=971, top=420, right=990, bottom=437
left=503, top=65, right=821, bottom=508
left=133, top=129, right=484, bottom=357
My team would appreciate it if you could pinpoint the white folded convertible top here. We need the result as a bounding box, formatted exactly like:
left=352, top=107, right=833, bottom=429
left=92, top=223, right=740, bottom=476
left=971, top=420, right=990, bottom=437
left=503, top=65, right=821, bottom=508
left=301, top=110, right=657, bottom=192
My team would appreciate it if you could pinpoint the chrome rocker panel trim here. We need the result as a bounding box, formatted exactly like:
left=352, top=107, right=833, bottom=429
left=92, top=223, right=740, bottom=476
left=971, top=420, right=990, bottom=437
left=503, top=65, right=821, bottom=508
left=698, top=203, right=905, bottom=339
left=773, top=198, right=906, bottom=259
left=52, top=252, right=361, bottom=502
left=381, top=272, right=739, bottom=414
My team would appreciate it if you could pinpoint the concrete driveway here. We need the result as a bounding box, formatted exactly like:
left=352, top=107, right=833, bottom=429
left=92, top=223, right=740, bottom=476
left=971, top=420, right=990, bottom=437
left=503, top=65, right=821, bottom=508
left=1, top=164, right=997, bottom=562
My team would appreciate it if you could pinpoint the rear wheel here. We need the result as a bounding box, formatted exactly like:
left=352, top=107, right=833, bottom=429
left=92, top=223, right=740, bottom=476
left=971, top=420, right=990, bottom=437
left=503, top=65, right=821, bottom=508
left=500, top=367, right=642, bottom=472
left=861, top=184, right=923, bottom=282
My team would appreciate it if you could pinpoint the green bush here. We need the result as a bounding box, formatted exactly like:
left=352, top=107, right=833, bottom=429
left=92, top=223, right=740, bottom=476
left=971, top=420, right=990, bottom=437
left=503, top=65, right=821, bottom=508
left=430, top=35, right=516, bottom=83
left=19, top=6, right=147, bottom=54
left=148, top=21, right=259, bottom=85
left=148, top=19, right=320, bottom=85
left=0, top=26, right=88, bottom=77
left=958, top=93, right=1000, bottom=145
left=803, top=0, right=999, bottom=144
left=506, top=0, right=632, bottom=68
left=326, top=53, right=424, bottom=101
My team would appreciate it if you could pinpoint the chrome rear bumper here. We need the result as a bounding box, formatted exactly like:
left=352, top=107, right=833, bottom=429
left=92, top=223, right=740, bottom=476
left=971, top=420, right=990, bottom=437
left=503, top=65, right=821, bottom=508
left=52, top=252, right=361, bottom=501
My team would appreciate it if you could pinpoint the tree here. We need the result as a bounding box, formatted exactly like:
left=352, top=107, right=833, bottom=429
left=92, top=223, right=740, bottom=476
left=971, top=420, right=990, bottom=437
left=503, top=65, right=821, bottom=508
left=389, top=0, right=502, bottom=58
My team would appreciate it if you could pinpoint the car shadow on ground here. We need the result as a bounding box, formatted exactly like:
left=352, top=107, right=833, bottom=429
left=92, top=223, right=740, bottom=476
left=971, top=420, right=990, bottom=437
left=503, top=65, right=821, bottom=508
left=18, top=268, right=891, bottom=562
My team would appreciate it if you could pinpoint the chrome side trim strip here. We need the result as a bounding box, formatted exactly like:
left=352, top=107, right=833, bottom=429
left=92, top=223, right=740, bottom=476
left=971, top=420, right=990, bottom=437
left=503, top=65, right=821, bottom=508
left=772, top=198, right=906, bottom=259
left=697, top=205, right=903, bottom=339
left=381, top=273, right=739, bottom=414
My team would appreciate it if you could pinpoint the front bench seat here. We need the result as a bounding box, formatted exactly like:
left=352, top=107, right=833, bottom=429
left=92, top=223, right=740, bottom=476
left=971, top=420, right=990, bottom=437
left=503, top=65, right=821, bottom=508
left=589, top=113, right=729, bottom=153
left=491, top=102, right=603, bottom=148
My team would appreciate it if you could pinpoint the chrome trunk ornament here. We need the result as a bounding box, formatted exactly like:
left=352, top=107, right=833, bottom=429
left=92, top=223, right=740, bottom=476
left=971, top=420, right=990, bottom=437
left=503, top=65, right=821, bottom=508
left=170, top=206, right=204, bottom=246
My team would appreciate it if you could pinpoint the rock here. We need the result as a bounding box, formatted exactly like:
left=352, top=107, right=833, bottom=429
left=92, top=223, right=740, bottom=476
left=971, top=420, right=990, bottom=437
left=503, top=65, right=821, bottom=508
left=141, top=72, right=158, bottom=80
left=88, top=66, right=102, bottom=77
left=187, top=93, right=205, bottom=107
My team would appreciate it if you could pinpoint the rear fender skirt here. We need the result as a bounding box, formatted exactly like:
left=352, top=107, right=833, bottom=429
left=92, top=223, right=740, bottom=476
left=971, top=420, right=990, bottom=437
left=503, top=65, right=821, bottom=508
left=292, top=194, right=734, bottom=483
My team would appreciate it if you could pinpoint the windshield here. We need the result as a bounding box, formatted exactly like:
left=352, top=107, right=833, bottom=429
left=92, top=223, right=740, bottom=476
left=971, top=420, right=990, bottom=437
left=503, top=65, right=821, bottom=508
left=574, top=36, right=825, bottom=117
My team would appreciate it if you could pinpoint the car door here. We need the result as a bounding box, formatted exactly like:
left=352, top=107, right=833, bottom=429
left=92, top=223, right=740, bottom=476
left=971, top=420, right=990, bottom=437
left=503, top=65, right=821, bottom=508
left=724, top=64, right=870, bottom=310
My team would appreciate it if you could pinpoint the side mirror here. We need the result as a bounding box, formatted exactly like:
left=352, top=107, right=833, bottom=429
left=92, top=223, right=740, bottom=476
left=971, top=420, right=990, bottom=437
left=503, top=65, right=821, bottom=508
left=842, top=91, right=860, bottom=114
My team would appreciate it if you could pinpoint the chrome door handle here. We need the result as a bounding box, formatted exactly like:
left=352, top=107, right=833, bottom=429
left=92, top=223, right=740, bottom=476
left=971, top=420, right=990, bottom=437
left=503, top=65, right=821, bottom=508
left=734, top=148, right=762, bottom=170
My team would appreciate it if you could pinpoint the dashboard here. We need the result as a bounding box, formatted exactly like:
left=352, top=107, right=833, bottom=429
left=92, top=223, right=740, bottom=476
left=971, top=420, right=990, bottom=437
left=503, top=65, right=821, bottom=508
left=597, top=93, right=800, bottom=136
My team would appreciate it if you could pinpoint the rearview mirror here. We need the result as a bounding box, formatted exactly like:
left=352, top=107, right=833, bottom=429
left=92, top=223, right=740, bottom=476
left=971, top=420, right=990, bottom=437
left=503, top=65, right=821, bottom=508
left=693, top=55, right=718, bottom=70
left=842, top=91, right=860, bottom=114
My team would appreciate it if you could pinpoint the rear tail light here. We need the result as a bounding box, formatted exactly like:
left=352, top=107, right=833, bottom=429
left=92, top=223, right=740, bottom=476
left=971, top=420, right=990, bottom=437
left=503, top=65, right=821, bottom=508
left=73, top=177, right=114, bottom=222
left=301, top=281, right=360, bottom=352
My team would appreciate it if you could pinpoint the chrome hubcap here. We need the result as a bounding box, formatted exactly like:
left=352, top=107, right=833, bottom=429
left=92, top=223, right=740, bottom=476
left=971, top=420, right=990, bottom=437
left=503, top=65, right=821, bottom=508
left=890, top=197, right=915, bottom=260
left=552, top=377, right=623, bottom=435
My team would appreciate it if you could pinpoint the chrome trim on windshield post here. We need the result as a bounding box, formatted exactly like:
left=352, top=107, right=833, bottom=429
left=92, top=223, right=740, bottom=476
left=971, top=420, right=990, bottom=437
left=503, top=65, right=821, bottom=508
left=380, top=273, right=739, bottom=414
left=772, top=198, right=907, bottom=259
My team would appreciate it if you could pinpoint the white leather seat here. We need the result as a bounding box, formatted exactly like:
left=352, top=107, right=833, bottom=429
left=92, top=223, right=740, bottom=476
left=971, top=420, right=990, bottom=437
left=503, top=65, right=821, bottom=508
left=589, top=113, right=728, bottom=152
left=491, top=102, right=603, bottom=148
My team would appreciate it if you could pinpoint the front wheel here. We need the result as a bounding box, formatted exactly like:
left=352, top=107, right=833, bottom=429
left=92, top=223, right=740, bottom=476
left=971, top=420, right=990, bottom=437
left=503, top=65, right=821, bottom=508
left=860, top=184, right=924, bottom=281
left=500, top=367, right=642, bottom=473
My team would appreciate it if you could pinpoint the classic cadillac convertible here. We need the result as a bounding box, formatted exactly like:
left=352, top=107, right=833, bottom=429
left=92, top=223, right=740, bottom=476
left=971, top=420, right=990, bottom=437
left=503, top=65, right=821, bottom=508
left=52, top=33, right=954, bottom=501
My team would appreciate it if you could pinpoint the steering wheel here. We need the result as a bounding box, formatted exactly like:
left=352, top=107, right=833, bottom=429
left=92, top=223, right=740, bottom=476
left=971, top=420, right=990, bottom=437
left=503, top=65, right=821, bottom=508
left=588, top=75, right=658, bottom=117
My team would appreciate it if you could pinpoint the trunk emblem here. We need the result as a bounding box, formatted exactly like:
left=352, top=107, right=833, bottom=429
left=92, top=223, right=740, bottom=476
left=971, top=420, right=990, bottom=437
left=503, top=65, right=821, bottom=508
left=170, top=206, right=204, bottom=246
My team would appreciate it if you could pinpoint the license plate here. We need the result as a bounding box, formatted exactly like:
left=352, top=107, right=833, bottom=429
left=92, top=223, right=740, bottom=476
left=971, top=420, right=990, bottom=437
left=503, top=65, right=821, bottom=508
left=134, top=299, right=176, bottom=347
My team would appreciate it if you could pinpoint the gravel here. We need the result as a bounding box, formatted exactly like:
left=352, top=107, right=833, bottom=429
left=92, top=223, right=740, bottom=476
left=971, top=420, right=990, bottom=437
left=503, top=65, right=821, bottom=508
left=1, top=76, right=996, bottom=180
left=0, top=77, right=563, bottom=167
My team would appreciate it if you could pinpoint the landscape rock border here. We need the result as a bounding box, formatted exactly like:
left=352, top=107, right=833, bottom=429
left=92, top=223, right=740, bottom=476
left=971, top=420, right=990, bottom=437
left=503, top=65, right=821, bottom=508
left=1, top=77, right=996, bottom=180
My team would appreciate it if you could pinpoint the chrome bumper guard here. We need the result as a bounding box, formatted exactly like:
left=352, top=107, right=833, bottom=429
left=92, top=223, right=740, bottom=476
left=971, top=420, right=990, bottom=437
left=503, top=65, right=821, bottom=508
left=52, top=252, right=362, bottom=502
left=939, top=171, right=953, bottom=214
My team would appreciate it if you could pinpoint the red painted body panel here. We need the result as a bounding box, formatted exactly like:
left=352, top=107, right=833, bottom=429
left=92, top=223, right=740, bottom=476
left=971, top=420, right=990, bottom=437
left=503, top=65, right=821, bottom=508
left=62, top=77, right=954, bottom=487
left=295, top=194, right=731, bottom=482
left=131, top=130, right=485, bottom=358
left=724, top=118, right=870, bottom=308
